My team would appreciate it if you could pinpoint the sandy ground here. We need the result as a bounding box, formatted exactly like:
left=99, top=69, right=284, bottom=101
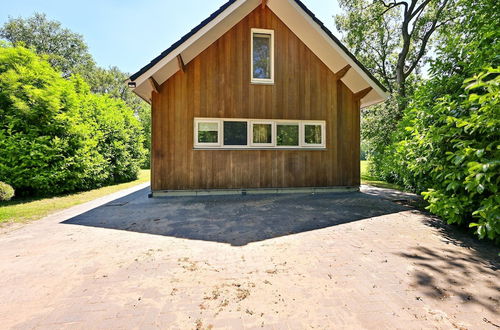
left=0, top=184, right=498, bottom=329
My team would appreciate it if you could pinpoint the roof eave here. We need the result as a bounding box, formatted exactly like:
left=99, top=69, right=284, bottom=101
left=129, top=0, right=389, bottom=107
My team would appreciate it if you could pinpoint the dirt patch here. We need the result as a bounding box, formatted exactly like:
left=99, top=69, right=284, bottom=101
left=201, top=281, right=257, bottom=316
left=178, top=257, right=199, bottom=272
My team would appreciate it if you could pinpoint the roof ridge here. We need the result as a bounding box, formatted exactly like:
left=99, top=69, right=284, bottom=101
left=129, top=0, right=387, bottom=93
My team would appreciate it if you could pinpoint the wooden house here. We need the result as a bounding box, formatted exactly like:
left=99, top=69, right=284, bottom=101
left=128, top=0, right=388, bottom=196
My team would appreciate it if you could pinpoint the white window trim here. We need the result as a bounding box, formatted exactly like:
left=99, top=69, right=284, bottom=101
left=251, top=28, right=275, bottom=84
left=194, top=118, right=326, bottom=150
left=301, top=121, right=326, bottom=148
left=222, top=119, right=250, bottom=147
left=250, top=121, right=275, bottom=147
left=194, top=118, right=221, bottom=148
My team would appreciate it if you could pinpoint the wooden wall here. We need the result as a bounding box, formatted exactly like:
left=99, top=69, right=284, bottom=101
left=151, top=6, right=361, bottom=191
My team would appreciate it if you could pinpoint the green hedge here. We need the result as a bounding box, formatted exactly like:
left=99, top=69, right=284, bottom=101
left=377, top=70, right=499, bottom=243
left=365, top=0, right=499, bottom=243
left=0, top=45, right=144, bottom=196
left=419, top=71, right=499, bottom=242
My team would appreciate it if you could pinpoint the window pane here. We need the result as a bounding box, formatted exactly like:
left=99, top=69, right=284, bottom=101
left=198, top=122, right=218, bottom=143
left=276, top=124, right=299, bottom=146
left=224, top=121, right=248, bottom=145
left=304, top=125, right=322, bottom=144
left=253, top=124, right=272, bottom=144
left=253, top=33, right=271, bottom=79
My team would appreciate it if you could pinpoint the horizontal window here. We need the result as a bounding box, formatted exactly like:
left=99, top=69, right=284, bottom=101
left=194, top=118, right=326, bottom=149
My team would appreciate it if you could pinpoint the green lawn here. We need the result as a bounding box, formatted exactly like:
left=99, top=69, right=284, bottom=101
left=0, top=170, right=150, bottom=225
left=360, top=160, right=402, bottom=190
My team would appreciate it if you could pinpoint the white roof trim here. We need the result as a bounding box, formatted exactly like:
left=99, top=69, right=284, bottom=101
left=269, top=0, right=388, bottom=106
left=129, top=0, right=388, bottom=107
left=133, top=0, right=255, bottom=89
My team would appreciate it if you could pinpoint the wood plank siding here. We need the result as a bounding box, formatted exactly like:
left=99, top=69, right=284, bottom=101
left=151, top=6, right=360, bottom=191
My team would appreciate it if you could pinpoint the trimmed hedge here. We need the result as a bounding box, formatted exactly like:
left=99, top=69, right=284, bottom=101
left=0, top=45, right=145, bottom=196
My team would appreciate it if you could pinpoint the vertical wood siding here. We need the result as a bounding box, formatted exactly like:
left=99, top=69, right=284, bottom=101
left=151, top=6, right=360, bottom=190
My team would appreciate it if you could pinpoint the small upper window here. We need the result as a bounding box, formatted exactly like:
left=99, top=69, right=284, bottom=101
left=251, top=28, right=274, bottom=84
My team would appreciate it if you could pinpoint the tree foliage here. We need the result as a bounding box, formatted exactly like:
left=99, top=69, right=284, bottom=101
left=0, top=14, right=152, bottom=168
left=0, top=13, right=95, bottom=77
left=336, top=0, right=462, bottom=189
left=368, top=0, right=500, bottom=242
left=86, top=66, right=151, bottom=167
left=400, top=70, right=499, bottom=242
left=0, top=45, right=144, bottom=196
left=420, top=71, right=499, bottom=241
left=335, top=0, right=457, bottom=105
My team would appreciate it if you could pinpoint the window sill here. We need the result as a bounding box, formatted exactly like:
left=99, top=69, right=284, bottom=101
left=250, top=80, right=275, bottom=85
left=193, top=147, right=327, bottom=151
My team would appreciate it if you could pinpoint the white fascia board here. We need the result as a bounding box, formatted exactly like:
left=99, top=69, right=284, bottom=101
left=132, top=80, right=153, bottom=104
left=133, top=0, right=258, bottom=89
left=276, top=0, right=389, bottom=104
left=131, top=0, right=388, bottom=107
left=361, top=98, right=385, bottom=109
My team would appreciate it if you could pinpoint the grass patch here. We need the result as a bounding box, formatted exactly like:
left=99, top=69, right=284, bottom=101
left=0, top=170, right=150, bottom=224
left=360, top=161, right=403, bottom=190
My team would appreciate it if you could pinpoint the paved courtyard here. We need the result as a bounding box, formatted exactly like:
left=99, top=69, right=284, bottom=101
left=0, top=184, right=498, bottom=329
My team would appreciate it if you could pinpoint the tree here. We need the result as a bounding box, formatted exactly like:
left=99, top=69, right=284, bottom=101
left=86, top=66, right=151, bottom=168
left=0, top=13, right=95, bottom=77
left=0, top=14, right=152, bottom=168
left=335, top=0, right=459, bottom=112
left=85, top=65, right=147, bottom=113
left=369, top=0, right=500, bottom=242
left=137, top=104, right=152, bottom=168
left=0, top=45, right=144, bottom=196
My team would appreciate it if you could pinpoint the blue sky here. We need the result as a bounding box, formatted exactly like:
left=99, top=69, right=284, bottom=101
left=0, top=0, right=341, bottom=75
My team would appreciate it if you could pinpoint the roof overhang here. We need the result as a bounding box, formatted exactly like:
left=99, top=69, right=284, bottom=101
left=128, top=0, right=389, bottom=108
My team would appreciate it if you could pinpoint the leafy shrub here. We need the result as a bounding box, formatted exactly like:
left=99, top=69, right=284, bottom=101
left=79, top=89, right=145, bottom=183
left=419, top=70, right=499, bottom=242
left=0, top=182, right=14, bottom=201
left=385, top=70, right=499, bottom=243
left=0, top=45, right=144, bottom=196
left=363, top=0, right=500, bottom=242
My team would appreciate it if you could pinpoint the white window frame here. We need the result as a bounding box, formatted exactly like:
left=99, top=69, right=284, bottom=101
left=251, top=28, right=275, bottom=84
left=301, top=121, right=326, bottom=148
left=193, top=118, right=326, bottom=150
left=194, top=118, right=221, bottom=148
left=222, top=119, right=250, bottom=147
left=275, top=120, right=302, bottom=148
left=250, top=121, right=275, bottom=147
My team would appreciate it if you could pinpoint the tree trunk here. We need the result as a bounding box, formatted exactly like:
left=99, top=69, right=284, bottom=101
left=396, top=69, right=407, bottom=115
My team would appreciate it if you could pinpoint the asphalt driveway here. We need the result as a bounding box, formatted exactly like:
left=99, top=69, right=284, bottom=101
left=0, top=184, right=498, bottom=329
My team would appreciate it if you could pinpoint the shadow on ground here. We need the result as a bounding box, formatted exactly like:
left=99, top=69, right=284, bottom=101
left=63, top=187, right=409, bottom=246
left=398, top=217, right=500, bottom=317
